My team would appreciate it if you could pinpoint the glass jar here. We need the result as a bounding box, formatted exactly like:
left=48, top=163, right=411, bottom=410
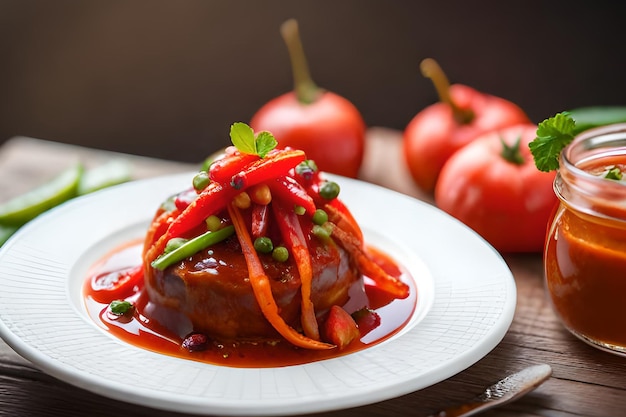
left=545, top=123, right=626, bottom=355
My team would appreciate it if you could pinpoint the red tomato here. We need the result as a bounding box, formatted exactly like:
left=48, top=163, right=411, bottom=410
left=404, top=84, right=530, bottom=193
left=250, top=90, right=366, bottom=178
left=434, top=124, right=557, bottom=253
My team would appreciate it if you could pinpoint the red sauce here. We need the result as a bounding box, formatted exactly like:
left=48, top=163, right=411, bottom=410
left=545, top=160, right=626, bottom=348
left=83, top=242, right=416, bottom=368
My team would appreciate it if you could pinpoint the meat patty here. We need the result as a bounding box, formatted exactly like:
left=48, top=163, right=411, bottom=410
left=144, top=234, right=362, bottom=341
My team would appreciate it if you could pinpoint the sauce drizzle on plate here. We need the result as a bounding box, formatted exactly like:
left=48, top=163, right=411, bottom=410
left=83, top=241, right=417, bottom=368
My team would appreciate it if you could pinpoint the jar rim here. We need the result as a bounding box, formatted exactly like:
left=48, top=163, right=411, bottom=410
left=561, top=122, right=626, bottom=188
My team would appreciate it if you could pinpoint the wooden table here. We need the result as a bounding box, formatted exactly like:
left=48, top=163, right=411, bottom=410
left=1, top=130, right=625, bottom=417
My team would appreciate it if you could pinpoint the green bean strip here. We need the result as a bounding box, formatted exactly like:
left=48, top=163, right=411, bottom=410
left=151, top=225, right=235, bottom=270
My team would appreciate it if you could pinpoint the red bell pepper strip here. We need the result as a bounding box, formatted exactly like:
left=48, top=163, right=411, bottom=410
left=174, top=188, right=198, bottom=210
left=327, top=222, right=410, bottom=299
left=228, top=149, right=306, bottom=191
left=166, top=181, right=237, bottom=239
left=273, top=200, right=320, bottom=341
left=209, top=152, right=260, bottom=185
left=269, top=176, right=316, bottom=216
left=227, top=203, right=333, bottom=350
left=251, top=203, right=270, bottom=238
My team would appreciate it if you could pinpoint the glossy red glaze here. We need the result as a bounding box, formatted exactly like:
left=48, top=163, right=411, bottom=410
left=84, top=243, right=416, bottom=368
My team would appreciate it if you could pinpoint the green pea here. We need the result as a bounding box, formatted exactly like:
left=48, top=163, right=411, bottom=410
left=254, top=236, right=274, bottom=254
left=109, top=300, right=134, bottom=316
left=272, top=246, right=289, bottom=262
left=205, top=215, right=222, bottom=231
left=312, top=209, right=328, bottom=225
left=319, top=181, right=340, bottom=200
left=192, top=171, right=210, bottom=191
left=295, top=160, right=318, bottom=180
left=294, top=205, right=306, bottom=215
left=165, top=237, right=188, bottom=254
left=312, top=224, right=332, bottom=241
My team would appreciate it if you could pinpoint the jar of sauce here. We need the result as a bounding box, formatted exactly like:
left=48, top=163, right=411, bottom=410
left=545, top=123, right=626, bottom=355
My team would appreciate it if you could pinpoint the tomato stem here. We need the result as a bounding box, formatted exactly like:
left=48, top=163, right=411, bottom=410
left=281, top=19, right=320, bottom=105
left=420, top=58, right=474, bottom=124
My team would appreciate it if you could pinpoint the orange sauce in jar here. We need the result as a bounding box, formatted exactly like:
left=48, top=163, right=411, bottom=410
left=545, top=207, right=626, bottom=347
left=544, top=124, right=626, bottom=354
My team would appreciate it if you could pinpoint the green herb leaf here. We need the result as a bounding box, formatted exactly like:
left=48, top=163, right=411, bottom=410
left=604, top=166, right=623, bottom=181
left=230, top=122, right=257, bottom=155
left=529, top=112, right=577, bottom=172
left=229, top=122, right=277, bottom=157
left=109, top=300, right=134, bottom=316
left=255, top=131, right=278, bottom=158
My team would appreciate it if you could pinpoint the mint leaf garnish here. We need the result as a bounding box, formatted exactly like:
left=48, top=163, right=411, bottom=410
left=229, top=122, right=277, bottom=158
left=230, top=122, right=257, bottom=155
left=529, top=112, right=576, bottom=172
left=255, top=131, right=278, bottom=158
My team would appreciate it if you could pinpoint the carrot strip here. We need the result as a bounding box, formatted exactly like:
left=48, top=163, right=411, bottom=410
left=142, top=207, right=180, bottom=256
left=143, top=232, right=169, bottom=278
left=328, top=222, right=410, bottom=299
left=227, top=204, right=333, bottom=350
left=272, top=201, right=320, bottom=341
left=324, top=201, right=363, bottom=243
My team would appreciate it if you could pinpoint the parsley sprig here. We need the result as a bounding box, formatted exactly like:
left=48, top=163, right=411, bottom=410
left=230, top=122, right=277, bottom=158
left=529, top=112, right=576, bottom=172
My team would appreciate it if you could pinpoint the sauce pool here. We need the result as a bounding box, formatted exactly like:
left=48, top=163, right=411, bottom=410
left=83, top=241, right=417, bottom=368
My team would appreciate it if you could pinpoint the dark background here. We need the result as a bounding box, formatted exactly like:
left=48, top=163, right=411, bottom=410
left=1, top=0, right=625, bottom=162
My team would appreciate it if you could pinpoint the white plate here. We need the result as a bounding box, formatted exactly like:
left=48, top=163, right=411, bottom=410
left=0, top=173, right=515, bottom=416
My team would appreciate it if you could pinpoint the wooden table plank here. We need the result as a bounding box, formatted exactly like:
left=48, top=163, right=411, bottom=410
left=1, top=132, right=625, bottom=417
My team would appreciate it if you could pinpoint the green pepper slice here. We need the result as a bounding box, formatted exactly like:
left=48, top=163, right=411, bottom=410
left=0, top=163, right=83, bottom=226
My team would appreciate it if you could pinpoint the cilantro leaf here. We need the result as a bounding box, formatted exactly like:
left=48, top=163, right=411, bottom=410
left=529, top=112, right=576, bottom=172
left=229, top=122, right=277, bottom=158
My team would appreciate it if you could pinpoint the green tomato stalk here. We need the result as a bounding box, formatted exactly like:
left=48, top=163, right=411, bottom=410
left=281, top=19, right=321, bottom=105
left=420, top=58, right=474, bottom=124
left=500, top=136, right=525, bottom=165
